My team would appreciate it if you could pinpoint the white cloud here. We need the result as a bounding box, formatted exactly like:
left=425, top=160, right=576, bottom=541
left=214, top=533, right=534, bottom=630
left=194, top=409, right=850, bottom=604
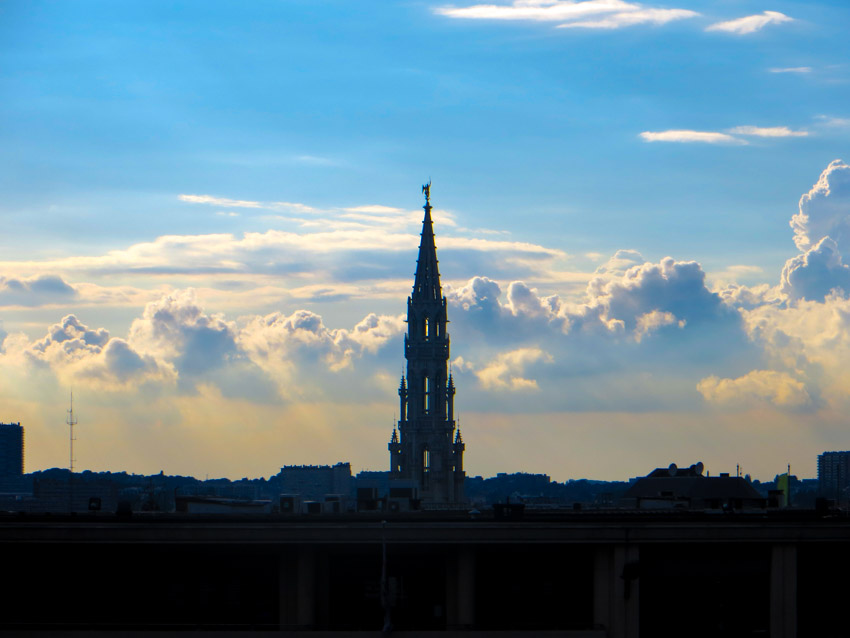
left=639, top=130, right=742, bottom=144
left=634, top=310, right=685, bottom=343
left=343, top=205, right=405, bottom=215
left=0, top=227, right=564, bottom=285
left=0, top=275, right=77, bottom=307
left=741, top=295, right=850, bottom=401
left=790, top=159, right=850, bottom=254
left=780, top=236, right=850, bottom=302
left=697, top=370, right=810, bottom=409
left=716, top=282, right=777, bottom=311
left=476, top=347, right=553, bottom=391
left=435, top=0, right=698, bottom=30
left=180, top=194, right=318, bottom=214
left=768, top=67, right=811, bottom=74
left=239, top=308, right=404, bottom=382
left=594, top=249, right=646, bottom=275
left=728, top=125, right=808, bottom=138
left=24, top=315, right=170, bottom=390
left=558, top=8, right=697, bottom=29
left=437, top=0, right=649, bottom=21
left=815, top=116, right=850, bottom=128
left=178, top=194, right=263, bottom=208
left=706, top=11, right=793, bottom=35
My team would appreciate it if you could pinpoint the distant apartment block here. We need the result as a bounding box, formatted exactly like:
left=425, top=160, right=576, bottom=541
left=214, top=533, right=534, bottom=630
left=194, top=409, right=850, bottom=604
left=818, top=451, right=850, bottom=501
left=0, top=422, right=24, bottom=477
left=275, top=462, right=351, bottom=501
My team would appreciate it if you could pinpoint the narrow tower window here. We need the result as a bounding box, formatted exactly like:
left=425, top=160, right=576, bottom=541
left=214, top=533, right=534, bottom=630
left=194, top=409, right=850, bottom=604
left=424, top=317, right=430, bottom=339
left=423, top=448, right=430, bottom=473
left=424, top=376, right=430, bottom=412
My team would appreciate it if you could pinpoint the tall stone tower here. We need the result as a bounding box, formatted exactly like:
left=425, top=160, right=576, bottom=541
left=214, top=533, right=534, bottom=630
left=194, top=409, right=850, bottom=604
left=389, top=183, right=465, bottom=504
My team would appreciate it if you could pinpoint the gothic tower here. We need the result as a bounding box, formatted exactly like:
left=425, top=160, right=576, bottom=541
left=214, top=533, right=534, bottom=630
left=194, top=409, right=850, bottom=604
left=389, top=183, right=465, bottom=504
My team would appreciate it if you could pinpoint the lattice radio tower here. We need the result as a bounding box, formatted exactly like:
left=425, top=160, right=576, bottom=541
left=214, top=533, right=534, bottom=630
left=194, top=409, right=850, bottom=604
left=67, top=391, right=77, bottom=473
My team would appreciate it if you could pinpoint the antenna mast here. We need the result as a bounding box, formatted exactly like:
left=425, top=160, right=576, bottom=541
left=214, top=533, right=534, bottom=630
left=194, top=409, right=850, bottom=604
left=67, top=391, right=77, bottom=473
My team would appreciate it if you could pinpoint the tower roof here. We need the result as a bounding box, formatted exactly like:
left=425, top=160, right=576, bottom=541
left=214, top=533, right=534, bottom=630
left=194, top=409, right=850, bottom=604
left=412, top=183, right=442, bottom=302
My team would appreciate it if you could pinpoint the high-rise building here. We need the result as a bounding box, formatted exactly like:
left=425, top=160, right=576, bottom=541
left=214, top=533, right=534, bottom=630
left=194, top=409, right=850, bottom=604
left=388, top=184, right=466, bottom=505
left=0, top=422, right=24, bottom=477
left=818, top=450, right=850, bottom=501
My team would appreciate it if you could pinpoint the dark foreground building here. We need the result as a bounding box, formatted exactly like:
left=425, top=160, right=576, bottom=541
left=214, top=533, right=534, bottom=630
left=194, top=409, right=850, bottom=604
left=0, top=508, right=845, bottom=637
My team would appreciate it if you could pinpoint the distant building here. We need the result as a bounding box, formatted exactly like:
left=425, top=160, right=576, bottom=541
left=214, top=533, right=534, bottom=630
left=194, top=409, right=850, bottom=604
left=175, top=495, right=272, bottom=514
left=275, top=463, right=351, bottom=501
left=818, top=451, right=850, bottom=502
left=388, top=185, right=466, bottom=506
left=0, top=422, right=24, bottom=477
left=624, top=462, right=765, bottom=510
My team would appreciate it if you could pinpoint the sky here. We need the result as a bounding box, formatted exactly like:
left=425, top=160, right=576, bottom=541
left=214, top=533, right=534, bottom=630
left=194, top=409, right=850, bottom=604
left=2, top=0, right=850, bottom=482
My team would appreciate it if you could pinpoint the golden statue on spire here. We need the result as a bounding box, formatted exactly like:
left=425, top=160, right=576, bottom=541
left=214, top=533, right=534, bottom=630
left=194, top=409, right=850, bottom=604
left=422, top=180, right=431, bottom=206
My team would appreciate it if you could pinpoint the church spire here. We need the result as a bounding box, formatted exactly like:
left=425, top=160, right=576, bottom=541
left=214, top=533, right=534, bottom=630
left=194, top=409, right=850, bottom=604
left=390, top=183, right=466, bottom=505
left=413, top=180, right=442, bottom=303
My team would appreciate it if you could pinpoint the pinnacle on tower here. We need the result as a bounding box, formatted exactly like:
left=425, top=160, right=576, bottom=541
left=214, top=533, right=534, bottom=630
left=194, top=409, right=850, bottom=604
left=412, top=182, right=442, bottom=303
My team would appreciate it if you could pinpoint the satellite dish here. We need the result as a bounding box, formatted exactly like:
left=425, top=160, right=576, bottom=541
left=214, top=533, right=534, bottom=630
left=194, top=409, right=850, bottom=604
left=695, top=461, right=705, bottom=476
left=668, top=463, right=678, bottom=477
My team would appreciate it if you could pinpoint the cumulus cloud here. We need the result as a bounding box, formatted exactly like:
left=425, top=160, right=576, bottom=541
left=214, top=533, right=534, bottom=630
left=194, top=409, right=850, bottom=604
left=594, top=249, right=646, bottom=276
left=706, top=11, right=793, bottom=35
left=239, top=308, right=404, bottom=381
left=449, top=255, right=741, bottom=349
left=697, top=370, right=810, bottom=409
left=434, top=0, right=698, bottom=29
left=716, top=283, right=778, bottom=311
left=789, top=159, right=850, bottom=253
left=742, top=295, right=850, bottom=396
left=0, top=287, right=407, bottom=401
left=585, top=257, right=732, bottom=331
left=0, top=275, right=77, bottom=307
left=634, top=310, right=685, bottom=343
left=25, top=315, right=168, bottom=389
left=780, top=237, right=850, bottom=302
left=639, top=130, right=742, bottom=144
left=777, top=160, right=850, bottom=302
left=476, top=347, right=553, bottom=391
left=128, top=290, right=239, bottom=379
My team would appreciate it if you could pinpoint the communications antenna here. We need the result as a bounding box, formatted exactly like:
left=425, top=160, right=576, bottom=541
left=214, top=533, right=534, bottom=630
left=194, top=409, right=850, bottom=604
left=67, top=391, right=77, bottom=473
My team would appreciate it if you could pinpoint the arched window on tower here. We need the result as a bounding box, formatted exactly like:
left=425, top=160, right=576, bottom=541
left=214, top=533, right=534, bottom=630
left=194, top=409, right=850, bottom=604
left=423, top=448, right=430, bottom=474
left=424, top=317, right=430, bottom=339
left=424, top=376, right=431, bottom=413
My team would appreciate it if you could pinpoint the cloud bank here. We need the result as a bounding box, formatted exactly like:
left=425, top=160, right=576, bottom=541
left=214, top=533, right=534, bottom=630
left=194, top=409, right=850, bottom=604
left=4, top=160, right=850, bottom=479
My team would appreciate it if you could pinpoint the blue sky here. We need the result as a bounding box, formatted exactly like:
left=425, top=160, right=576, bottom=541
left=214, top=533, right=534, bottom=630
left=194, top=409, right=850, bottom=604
left=1, top=0, right=850, bottom=481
